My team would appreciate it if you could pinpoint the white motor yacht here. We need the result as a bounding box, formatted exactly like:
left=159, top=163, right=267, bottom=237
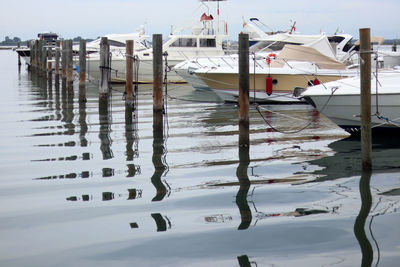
left=176, top=32, right=358, bottom=103
left=173, top=20, right=356, bottom=98
left=86, top=0, right=229, bottom=83
left=300, top=69, right=400, bottom=129
left=15, top=32, right=59, bottom=65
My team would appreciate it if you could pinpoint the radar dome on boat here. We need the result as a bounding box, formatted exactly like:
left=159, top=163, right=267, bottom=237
left=192, top=26, right=203, bottom=35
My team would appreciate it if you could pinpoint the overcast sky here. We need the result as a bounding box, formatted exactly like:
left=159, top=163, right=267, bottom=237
left=1, top=0, right=399, bottom=41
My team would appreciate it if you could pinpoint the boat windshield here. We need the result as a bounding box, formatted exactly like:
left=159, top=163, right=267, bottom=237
left=200, top=38, right=216, bottom=47
left=170, top=38, right=197, bottom=47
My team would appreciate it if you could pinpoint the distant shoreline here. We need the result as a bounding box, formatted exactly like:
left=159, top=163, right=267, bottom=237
left=0, top=46, right=16, bottom=50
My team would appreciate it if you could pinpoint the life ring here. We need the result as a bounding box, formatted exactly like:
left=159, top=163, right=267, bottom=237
left=266, top=53, right=277, bottom=64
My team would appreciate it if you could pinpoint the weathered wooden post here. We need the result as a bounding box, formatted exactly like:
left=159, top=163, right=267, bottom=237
left=17, top=42, right=21, bottom=66
left=61, top=40, right=67, bottom=87
left=393, top=40, right=397, bottom=52
left=237, top=33, right=252, bottom=228
left=360, top=28, right=372, bottom=171
left=41, top=41, right=47, bottom=77
left=66, top=40, right=74, bottom=90
left=125, top=40, right=134, bottom=105
left=55, top=41, right=60, bottom=83
left=238, top=33, right=250, bottom=148
left=47, top=47, right=53, bottom=80
left=35, top=40, right=40, bottom=72
left=29, top=42, right=34, bottom=71
left=35, top=41, right=39, bottom=72
left=152, top=34, right=164, bottom=151
left=79, top=39, right=87, bottom=102
left=99, top=37, right=111, bottom=99
left=153, top=34, right=163, bottom=112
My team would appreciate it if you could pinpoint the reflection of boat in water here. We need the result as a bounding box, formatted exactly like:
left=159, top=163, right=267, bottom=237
left=302, top=134, right=400, bottom=182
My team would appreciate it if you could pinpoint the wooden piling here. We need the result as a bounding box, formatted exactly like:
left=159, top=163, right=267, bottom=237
left=99, top=37, right=111, bottom=99
left=393, top=40, right=397, bottom=52
left=238, top=33, right=250, bottom=148
left=359, top=28, right=372, bottom=171
left=36, top=41, right=40, bottom=73
left=125, top=40, right=134, bottom=105
left=47, top=47, right=52, bottom=80
left=79, top=39, right=87, bottom=102
left=55, top=41, right=60, bottom=81
left=66, top=40, right=74, bottom=90
left=153, top=34, right=163, bottom=111
left=41, top=41, right=47, bottom=77
left=17, top=42, right=21, bottom=66
left=29, top=42, right=34, bottom=71
left=61, top=40, right=67, bottom=87
left=35, top=40, right=40, bottom=71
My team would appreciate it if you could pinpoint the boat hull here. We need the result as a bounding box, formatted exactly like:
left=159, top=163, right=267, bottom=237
left=174, top=68, right=210, bottom=90
left=87, top=58, right=185, bottom=83
left=306, top=93, right=400, bottom=128
left=196, top=72, right=351, bottom=103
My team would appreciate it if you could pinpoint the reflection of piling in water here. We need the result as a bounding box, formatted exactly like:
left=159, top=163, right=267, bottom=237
left=125, top=102, right=140, bottom=177
left=60, top=84, right=75, bottom=137
left=151, top=213, right=169, bottom=232
left=79, top=101, right=88, bottom=147
left=55, top=78, right=61, bottom=121
left=125, top=104, right=139, bottom=160
left=151, top=111, right=168, bottom=201
left=354, top=171, right=373, bottom=266
left=99, top=96, right=113, bottom=160
left=236, top=146, right=252, bottom=230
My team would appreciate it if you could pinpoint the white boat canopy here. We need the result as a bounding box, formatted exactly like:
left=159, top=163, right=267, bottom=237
left=272, top=44, right=347, bottom=70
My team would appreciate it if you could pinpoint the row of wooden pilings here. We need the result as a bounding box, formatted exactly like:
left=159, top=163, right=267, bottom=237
left=28, top=31, right=371, bottom=172
left=29, top=39, right=87, bottom=102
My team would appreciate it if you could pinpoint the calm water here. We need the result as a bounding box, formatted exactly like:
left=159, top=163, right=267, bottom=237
left=1, top=49, right=400, bottom=267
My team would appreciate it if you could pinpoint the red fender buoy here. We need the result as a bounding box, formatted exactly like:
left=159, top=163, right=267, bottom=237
left=266, top=76, right=273, bottom=95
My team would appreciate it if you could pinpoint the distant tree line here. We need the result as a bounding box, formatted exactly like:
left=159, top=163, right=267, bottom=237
left=0, top=36, right=26, bottom=46
left=0, top=36, right=95, bottom=46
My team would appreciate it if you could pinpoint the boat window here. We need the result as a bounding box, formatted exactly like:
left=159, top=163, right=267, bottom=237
left=170, top=38, right=197, bottom=47
left=108, top=40, right=126, bottom=47
left=328, top=36, right=345, bottom=44
left=140, top=40, right=151, bottom=49
left=250, top=41, right=296, bottom=52
left=200, top=38, right=216, bottom=47
left=328, top=36, right=354, bottom=52
left=342, top=39, right=354, bottom=52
